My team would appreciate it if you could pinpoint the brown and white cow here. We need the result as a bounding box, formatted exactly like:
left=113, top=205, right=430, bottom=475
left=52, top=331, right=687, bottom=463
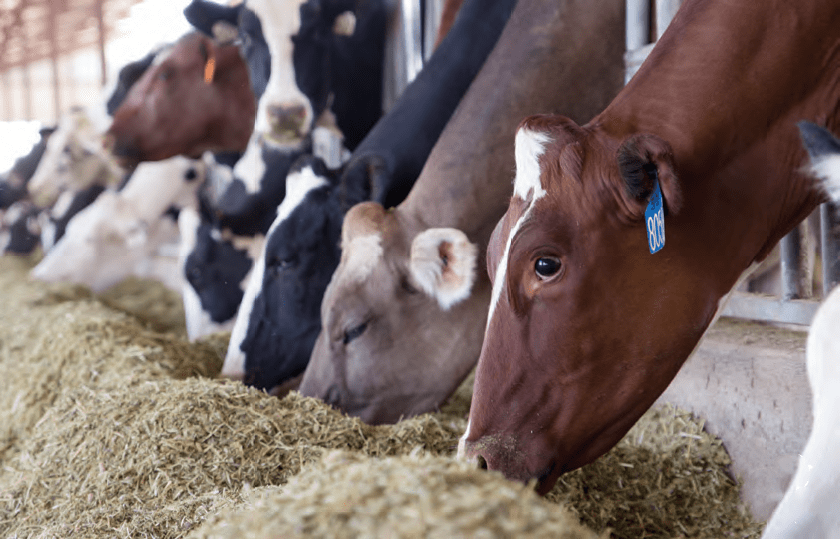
left=106, top=31, right=256, bottom=167
left=457, top=0, right=840, bottom=494
left=297, top=0, right=626, bottom=424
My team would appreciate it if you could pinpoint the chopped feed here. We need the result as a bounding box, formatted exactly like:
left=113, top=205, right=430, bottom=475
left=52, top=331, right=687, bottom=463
left=187, top=450, right=604, bottom=539
left=0, top=254, right=766, bottom=538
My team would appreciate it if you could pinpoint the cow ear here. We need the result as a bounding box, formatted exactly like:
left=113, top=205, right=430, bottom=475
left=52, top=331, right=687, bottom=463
left=409, top=228, right=478, bottom=311
left=617, top=134, right=682, bottom=217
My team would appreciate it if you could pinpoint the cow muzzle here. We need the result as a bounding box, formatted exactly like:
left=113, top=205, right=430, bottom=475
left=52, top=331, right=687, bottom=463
left=266, top=101, right=312, bottom=144
left=458, top=432, right=560, bottom=495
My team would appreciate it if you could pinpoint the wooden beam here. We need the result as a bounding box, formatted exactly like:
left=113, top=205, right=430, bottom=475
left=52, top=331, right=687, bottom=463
left=47, top=0, right=61, bottom=120
left=95, top=0, right=107, bottom=86
left=1, top=69, right=12, bottom=121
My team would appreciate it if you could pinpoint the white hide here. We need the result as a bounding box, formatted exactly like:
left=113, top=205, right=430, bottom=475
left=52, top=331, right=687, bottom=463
left=247, top=0, right=313, bottom=142
left=486, top=127, right=551, bottom=330
left=27, top=106, right=122, bottom=208
left=762, top=132, right=840, bottom=538
left=30, top=156, right=201, bottom=293
left=761, top=286, right=840, bottom=539
left=409, top=228, right=478, bottom=311
left=222, top=164, right=328, bottom=376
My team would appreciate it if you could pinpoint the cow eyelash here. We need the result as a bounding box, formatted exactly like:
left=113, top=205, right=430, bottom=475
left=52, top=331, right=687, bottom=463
left=343, top=321, right=368, bottom=345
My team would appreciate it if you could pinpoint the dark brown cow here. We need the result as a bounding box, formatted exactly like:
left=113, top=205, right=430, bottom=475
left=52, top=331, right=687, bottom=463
left=298, top=0, right=625, bottom=424
left=458, top=0, right=840, bottom=494
left=106, top=32, right=255, bottom=166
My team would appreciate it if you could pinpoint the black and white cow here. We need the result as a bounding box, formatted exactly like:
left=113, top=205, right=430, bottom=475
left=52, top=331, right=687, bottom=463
left=1, top=49, right=160, bottom=256
left=178, top=142, right=308, bottom=339
left=177, top=0, right=387, bottom=339
left=222, top=0, right=519, bottom=392
left=30, top=156, right=204, bottom=293
left=184, top=0, right=386, bottom=149
left=0, top=126, right=56, bottom=211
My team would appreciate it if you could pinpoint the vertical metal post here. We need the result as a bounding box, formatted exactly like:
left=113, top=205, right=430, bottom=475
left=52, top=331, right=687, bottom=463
left=1, top=69, right=11, bottom=121
left=655, top=0, right=682, bottom=40
left=625, top=0, right=650, bottom=51
left=21, top=63, right=32, bottom=120
left=423, top=0, right=445, bottom=61
left=821, top=202, right=840, bottom=296
left=779, top=227, right=805, bottom=300
left=95, top=0, right=107, bottom=87
left=401, top=0, right=423, bottom=84
left=624, top=0, right=650, bottom=85
left=47, top=0, right=62, bottom=121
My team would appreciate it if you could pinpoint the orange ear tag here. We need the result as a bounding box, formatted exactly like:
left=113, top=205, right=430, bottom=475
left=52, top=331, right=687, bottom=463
left=204, top=56, right=216, bottom=83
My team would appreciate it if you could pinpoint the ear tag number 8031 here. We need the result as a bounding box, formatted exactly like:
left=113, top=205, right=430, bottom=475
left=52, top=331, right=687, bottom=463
left=645, top=180, right=665, bottom=254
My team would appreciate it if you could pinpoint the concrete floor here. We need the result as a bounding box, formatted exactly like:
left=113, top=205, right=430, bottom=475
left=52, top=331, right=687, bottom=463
left=656, top=317, right=812, bottom=521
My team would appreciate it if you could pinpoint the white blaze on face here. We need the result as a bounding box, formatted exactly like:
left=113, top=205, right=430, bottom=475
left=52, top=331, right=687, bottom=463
left=485, top=128, right=551, bottom=331
left=247, top=0, right=312, bottom=140
left=232, top=134, right=266, bottom=193
left=222, top=164, right=329, bottom=378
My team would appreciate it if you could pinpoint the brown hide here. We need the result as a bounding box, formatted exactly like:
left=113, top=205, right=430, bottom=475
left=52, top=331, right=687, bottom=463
left=106, top=32, right=255, bottom=166
left=460, top=0, right=840, bottom=494
left=298, top=0, right=625, bottom=424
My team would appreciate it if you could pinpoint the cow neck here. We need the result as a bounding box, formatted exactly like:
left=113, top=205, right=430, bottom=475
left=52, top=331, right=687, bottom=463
left=399, top=0, right=625, bottom=246
left=597, top=0, right=839, bottom=292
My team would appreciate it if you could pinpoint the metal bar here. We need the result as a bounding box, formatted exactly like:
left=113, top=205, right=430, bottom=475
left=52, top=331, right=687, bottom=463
left=21, top=62, right=32, bottom=119
left=401, top=0, right=423, bottom=84
left=423, top=0, right=444, bottom=61
left=1, top=69, right=12, bottom=121
left=821, top=202, right=840, bottom=296
left=779, top=226, right=804, bottom=300
left=95, top=0, right=107, bottom=87
left=655, top=0, right=682, bottom=40
left=721, top=292, right=820, bottom=327
left=625, top=0, right=650, bottom=52
left=47, top=0, right=61, bottom=121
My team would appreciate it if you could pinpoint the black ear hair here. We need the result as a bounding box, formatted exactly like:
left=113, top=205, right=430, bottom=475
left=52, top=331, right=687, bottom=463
left=618, top=148, right=658, bottom=202
left=616, top=133, right=682, bottom=216
left=338, top=154, right=390, bottom=212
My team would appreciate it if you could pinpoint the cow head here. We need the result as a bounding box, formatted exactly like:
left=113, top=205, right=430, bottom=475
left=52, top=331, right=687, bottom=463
left=457, top=114, right=720, bottom=494
left=245, top=0, right=315, bottom=146
left=30, top=157, right=202, bottom=292
left=292, top=0, right=386, bottom=151
left=178, top=143, right=306, bottom=341
left=298, top=199, right=483, bottom=424
left=105, top=32, right=256, bottom=166
left=222, top=155, right=342, bottom=392
left=28, top=108, right=123, bottom=208
left=183, top=0, right=272, bottom=101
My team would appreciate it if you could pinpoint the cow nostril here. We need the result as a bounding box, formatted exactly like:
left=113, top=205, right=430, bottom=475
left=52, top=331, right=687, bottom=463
left=324, top=384, right=341, bottom=407
left=476, top=454, right=488, bottom=470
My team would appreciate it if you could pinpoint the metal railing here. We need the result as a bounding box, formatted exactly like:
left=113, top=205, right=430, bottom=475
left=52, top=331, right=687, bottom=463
left=625, top=0, right=840, bottom=326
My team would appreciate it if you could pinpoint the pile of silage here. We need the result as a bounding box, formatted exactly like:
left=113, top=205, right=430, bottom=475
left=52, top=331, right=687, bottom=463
left=0, top=379, right=464, bottom=538
left=0, top=254, right=765, bottom=538
left=0, top=256, right=223, bottom=463
left=549, top=404, right=764, bottom=538
left=188, top=450, right=604, bottom=539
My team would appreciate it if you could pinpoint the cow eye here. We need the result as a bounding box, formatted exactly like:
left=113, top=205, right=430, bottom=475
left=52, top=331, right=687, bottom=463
left=343, top=321, right=368, bottom=345
left=534, top=257, right=562, bottom=279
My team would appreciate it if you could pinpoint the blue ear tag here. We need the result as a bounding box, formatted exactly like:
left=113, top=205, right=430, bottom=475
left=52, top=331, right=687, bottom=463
left=645, top=181, right=665, bottom=254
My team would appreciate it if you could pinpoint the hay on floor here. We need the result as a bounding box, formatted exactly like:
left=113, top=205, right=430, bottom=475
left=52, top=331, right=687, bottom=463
left=188, top=450, right=604, bottom=539
left=0, top=254, right=766, bottom=538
